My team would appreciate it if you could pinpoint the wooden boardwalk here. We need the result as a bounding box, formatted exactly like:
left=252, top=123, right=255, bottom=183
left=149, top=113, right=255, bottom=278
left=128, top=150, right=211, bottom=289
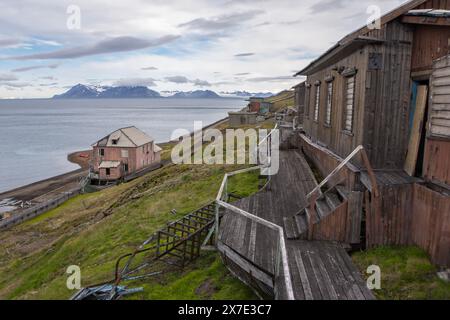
left=218, top=150, right=374, bottom=300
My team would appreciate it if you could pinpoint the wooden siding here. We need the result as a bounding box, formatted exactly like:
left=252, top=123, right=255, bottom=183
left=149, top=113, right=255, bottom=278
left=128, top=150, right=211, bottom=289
left=429, top=55, right=450, bottom=138
left=416, top=0, right=450, bottom=10
left=423, top=138, right=450, bottom=184
left=410, top=0, right=450, bottom=73
left=303, top=48, right=368, bottom=163
left=299, top=134, right=360, bottom=190
left=311, top=191, right=363, bottom=244
left=411, top=25, right=450, bottom=73
left=363, top=21, right=414, bottom=169
left=366, top=184, right=414, bottom=248
left=410, top=183, right=450, bottom=267
left=294, top=83, right=306, bottom=124
left=366, top=182, right=450, bottom=267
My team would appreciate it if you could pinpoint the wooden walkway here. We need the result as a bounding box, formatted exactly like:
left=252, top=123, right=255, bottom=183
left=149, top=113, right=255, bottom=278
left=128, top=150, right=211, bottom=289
left=218, top=150, right=374, bottom=300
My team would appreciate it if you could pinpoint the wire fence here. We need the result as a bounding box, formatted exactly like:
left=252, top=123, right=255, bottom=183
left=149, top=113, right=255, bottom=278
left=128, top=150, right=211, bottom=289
left=0, top=186, right=82, bottom=229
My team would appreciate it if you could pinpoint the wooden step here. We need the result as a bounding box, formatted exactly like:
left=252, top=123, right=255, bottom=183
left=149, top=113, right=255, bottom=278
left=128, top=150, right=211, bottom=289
left=335, top=185, right=349, bottom=201
left=295, top=214, right=308, bottom=235
left=283, top=217, right=299, bottom=240
left=304, top=207, right=319, bottom=225
left=325, top=191, right=342, bottom=210
left=316, top=199, right=331, bottom=220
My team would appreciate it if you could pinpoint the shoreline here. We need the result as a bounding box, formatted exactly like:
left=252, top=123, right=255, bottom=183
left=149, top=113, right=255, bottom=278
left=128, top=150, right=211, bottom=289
left=0, top=117, right=230, bottom=203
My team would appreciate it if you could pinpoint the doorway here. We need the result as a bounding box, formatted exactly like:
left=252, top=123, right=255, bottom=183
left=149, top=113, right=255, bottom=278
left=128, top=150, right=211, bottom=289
left=405, top=80, right=429, bottom=177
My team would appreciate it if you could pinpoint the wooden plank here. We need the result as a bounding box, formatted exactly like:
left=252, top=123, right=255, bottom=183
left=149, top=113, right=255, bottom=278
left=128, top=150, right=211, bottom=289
left=217, top=242, right=274, bottom=287
left=432, top=94, right=450, bottom=104
left=404, top=85, right=428, bottom=176
left=292, top=248, right=314, bottom=300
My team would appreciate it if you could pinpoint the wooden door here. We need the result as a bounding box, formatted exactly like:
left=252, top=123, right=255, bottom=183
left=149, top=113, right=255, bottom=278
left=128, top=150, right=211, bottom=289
left=404, top=85, right=428, bottom=176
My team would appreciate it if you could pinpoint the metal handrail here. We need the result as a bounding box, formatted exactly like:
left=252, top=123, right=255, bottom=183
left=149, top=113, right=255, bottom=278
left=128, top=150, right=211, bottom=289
left=306, top=145, right=379, bottom=201
left=301, top=145, right=379, bottom=240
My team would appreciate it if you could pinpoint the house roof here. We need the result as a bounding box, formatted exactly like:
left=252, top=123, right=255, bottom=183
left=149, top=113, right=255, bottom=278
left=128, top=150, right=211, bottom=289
left=99, top=161, right=121, bottom=169
left=294, top=0, right=428, bottom=76
left=154, top=144, right=162, bottom=153
left=93, top=126, right=155, bottom=148
left=405, top=9, right=450, bottom=17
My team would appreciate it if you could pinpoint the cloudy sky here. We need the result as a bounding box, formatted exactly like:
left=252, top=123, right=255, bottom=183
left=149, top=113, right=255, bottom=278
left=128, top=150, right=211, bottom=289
left=0, top=0, right=406, bottom=98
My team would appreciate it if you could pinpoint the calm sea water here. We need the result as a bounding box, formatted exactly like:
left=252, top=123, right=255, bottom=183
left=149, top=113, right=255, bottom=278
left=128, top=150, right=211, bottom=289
left=0, top=98, right=244, bottom=193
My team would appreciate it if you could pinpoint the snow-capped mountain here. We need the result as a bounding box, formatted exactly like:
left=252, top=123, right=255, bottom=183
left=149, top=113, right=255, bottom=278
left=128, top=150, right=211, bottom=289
left=53, top=84, right=161, bottom=99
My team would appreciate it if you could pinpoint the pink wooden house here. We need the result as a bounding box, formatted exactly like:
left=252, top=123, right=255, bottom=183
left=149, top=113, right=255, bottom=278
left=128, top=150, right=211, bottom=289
left=90, top=126, right=161, bottom=182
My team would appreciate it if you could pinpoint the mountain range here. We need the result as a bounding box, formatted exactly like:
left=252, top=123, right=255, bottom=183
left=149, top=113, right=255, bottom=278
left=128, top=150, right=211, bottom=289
left=54, top=84, right=224, bottom=99
left=220, top=91, right=274, bottom=98
left=53, top=84, right=273, bottom=99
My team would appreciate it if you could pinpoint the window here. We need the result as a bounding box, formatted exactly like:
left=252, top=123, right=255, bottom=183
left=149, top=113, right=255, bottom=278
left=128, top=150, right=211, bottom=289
left=325, top=81, right=333, bottom=126
left=106, top=168, right=110, bottom=176
left=344, top=76, right=355, bottom=132
left=314, top=84, right=320, bottom=122
left=121, top=149, right=129, bottom=158
left=99, top=148, right=105, bottom=157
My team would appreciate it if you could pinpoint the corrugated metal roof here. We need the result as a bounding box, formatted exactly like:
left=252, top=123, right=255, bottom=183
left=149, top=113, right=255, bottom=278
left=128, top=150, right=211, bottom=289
left=99, top=161, right=121, bottom=168
left=93, top=126, right=154, bottom=148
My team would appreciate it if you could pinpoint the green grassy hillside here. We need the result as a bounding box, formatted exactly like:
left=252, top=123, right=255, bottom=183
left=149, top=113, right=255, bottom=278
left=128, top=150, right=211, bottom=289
left=0, top=119, right=273, bottom=300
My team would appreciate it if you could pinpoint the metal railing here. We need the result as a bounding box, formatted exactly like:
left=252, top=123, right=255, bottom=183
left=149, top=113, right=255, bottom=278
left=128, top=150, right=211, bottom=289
left=303, top=144, right=379, bottom=239
left=214, top=124, right=295, bottom=300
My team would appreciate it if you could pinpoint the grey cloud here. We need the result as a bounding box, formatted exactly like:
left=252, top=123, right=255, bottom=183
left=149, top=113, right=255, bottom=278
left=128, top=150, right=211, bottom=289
left=248, top=76, right=294, bottom=82
left=39, top=82, right=58, bottom=87
left=235, top=72, right=251, bottom=76
left=165, top=76, right=190, bottom=84
left=113, top=77, right=157, bottom=87
left=178, top=10, right=264, bottom=31
left=0, top=74, right=18, bottom=81
left=309, top=0, right=350, bottom=14
left=142, top=66, right=158, bottom=70
left=0, top=38, right=22, bottom=47
left=165, top=76, right=211, bottom=87
left=192, top=79, right=211, bottom=87
left=0, top=82, right=32, bottom=88
left=12, top=63, right=59, bottom=72
left=235, top=53, right=254, bottom=57
left=4, top=35, right=180, bottom=60
left=39, top=76, right=57, bottom=80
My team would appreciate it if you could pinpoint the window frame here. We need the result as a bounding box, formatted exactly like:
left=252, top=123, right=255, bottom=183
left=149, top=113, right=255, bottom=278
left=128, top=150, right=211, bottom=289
left=313, top=82, right=321, bottom=122
left=343, top=75, right=356, bottom=133
left=324, top=76, right=334, bottom=127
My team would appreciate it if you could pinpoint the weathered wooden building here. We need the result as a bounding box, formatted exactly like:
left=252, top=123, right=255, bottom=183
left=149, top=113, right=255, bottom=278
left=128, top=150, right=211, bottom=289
left=293, top=82, right=306, bottom=125
left=91, top=126, right=161, bottom=183
left=228, top=111, right=258, bottom=127
left=247, top=97, right=272, bottom=114
left=293, top=0, right=450, bottom=267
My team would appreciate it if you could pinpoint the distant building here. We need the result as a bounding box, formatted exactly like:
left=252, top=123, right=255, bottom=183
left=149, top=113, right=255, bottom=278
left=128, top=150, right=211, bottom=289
left=228, top=112, right=258, bottom=127
left=247, top=97, right=264, bottom=113
left=90, top=126, right=161, bottom=183
left=246, top=97, right=273, bottom=115
left=292, top=82, right=306, bottom=125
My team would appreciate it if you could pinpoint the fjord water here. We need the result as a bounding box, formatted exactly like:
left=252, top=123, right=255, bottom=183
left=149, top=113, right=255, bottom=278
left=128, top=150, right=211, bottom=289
left=0, top=98, right=244, bottom=193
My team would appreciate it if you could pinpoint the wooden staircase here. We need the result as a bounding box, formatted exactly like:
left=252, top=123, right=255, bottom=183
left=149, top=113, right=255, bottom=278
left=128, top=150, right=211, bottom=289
left=283, top=185, right=349, bottom=240
left=71, top=202, right=219, bottom=300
